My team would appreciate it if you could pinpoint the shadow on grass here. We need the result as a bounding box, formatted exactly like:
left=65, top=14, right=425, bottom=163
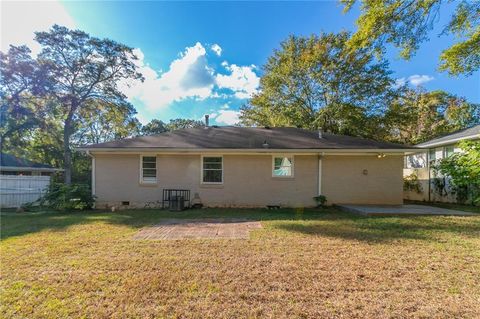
left=1, top=207, right=479, bottom=243
left=273, top=216, right=480, bottom=243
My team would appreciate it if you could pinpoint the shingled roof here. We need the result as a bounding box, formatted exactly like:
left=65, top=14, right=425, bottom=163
left=416, top=124, right=480, bottom=148
left=0, top=153, right=54, bottom=169
left=81, top=126, right=413, bottom=150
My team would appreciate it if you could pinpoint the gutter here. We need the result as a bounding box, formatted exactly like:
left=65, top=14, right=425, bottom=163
left=0, top=166, right=63, bottom=172
left=416, top=134, right=479, bottom=148
left=76, top=147, right=416, bottom=154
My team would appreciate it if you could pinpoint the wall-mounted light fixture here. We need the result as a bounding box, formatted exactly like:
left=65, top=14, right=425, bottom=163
left=362, top=169, right=368, bottom=175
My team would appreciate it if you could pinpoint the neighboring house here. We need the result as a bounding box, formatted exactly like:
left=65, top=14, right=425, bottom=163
left=404, top=124, right=480, bottom=202
left=80, top=126, right=414, bottom=209
left=0, top=153, right=61, bottom=208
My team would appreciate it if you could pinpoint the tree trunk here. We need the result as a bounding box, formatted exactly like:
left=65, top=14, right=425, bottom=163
left=63, top=118, right=73, bottom=185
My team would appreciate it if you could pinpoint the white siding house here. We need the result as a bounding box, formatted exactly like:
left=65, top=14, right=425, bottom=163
left=403, top=125, right=480, bottom=203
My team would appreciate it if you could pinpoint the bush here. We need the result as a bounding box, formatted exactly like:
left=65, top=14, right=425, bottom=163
left=435, top=141, right=480, bottom=205
left=38, top=183, right=95, bottom=210
left=403, top=173, right=423, bottom=194
left=313, top=195, right=327, bottom=207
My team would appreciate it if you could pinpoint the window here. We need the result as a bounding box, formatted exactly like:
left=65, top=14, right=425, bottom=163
left=141, top=156, right=157, bottom=183
left=202, top=156, right=223, bottom=183
left=428, top=149, right=436, bottom=162
left=444, top=146, right=455, bottom=158
left=273, top=156, right=293, bottom=177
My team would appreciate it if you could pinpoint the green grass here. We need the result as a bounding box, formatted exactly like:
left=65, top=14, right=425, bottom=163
left=1, top=208, right=480, bottom=318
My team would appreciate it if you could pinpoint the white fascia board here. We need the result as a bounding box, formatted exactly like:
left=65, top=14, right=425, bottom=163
left=80, top=148, right=413, bottom=155
left=416, top=135, right=479, bottom=148
left=0, top=166, right=62, bottom=172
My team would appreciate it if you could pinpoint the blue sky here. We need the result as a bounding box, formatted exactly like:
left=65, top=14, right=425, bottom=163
left=2, top=1, right=479, bottom=126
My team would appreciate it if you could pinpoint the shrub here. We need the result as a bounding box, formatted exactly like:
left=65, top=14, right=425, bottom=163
left=38, top=183, right=95, bottom=210
left=435, top=141, right=480, bottom=205
left=313, top=195, right=327, bottom=207
left=403, top=173, right=423, bottom=194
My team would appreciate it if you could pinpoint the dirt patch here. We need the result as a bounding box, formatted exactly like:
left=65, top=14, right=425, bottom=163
left=133, top=218, right=262, bottom=239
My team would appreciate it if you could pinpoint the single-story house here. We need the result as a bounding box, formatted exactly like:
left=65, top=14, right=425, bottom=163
left=404, top=124, right=480, bottom=202
left=80, top=126, right=415, bottom=209
left=0, top=153, right=59, bottom=176
left=0, top=153, right=61, bottom=208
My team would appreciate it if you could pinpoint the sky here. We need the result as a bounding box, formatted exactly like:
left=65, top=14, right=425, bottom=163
left=1, top=1, right=479, bottom=126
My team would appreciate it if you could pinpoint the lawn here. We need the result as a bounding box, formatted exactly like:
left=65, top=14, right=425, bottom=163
left=1, top=208, right=480, bottom=318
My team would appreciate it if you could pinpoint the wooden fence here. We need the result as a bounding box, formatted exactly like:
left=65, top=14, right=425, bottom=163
left=0, top=175, right=51, bottom=208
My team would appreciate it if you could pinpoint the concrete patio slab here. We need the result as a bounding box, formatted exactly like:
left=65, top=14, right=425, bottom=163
left=133, top=218, right=262, bottom=240
left=337, top=204, right=477, bottom=217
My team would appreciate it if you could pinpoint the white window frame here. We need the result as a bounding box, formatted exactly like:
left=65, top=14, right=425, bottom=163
left=444, top=145, right=455, bottom=158
left=139, top=155, right=157, bottom=184
left=272, top=155, right=294, bottom=178
left=201, top=155, right=223, bottom=184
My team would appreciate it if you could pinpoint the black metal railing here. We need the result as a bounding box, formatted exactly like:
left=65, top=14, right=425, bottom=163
left=162, top=189, right=190, bottom=210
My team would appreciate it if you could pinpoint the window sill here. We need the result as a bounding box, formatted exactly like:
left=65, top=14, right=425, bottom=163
left=271, top=176, right=295, bottom=180
left=139, top=181, right=158, bottom=187
left=200, top=183, right=224, bottom=189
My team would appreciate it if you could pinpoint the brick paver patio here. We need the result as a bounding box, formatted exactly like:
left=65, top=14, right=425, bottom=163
left=133, top=219, right=263, bottom=239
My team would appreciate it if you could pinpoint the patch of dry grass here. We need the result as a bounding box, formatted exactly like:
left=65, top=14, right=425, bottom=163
left=1, top=208, right=479, bottom=318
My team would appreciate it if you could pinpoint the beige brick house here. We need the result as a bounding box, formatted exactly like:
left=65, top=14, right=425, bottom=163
left=80, top=126, right=414, bottom=209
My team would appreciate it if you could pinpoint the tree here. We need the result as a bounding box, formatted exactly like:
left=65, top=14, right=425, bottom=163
left=436, top=141, right=480, bottom=205
left=383, top=89, right=480, bottom=144
left=0, top=46, right=47, bottom=154
left=75, top=100, right=141, bottom=145
left=165, top=118, right=204, bottom=131
left=240, top=32, right=398, bottom=138
left=140, top=119, right=167, bottom=136
left=341, top=0, right=480, bottom=76
left=34, top=25, right=143, bottom=184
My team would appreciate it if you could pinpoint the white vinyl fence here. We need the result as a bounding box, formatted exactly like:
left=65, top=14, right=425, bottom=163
left=0, top=175, right=51, bottom=208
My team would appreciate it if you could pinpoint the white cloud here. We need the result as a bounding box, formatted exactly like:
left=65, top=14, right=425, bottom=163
left=216, top=63, right=260, bottom=99
left=220, top=104, right=230, bottom=109
left=211, top=43, right=222, bottom=56
left=396, top=74, right=434, bottom=87
left=122, top=43, right=260, bottom=113
left=212, top=110, right=241, bottom=125
left=1, top=0, right=75, bottom=55
left=123, top=43, right=215, bottom=110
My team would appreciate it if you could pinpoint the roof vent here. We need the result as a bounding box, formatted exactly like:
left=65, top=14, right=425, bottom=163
left=205, top=114, right=209, bottom=127
left=262, top=140, right=269, bottom=148
left=318, top=129, right=323, bottom=139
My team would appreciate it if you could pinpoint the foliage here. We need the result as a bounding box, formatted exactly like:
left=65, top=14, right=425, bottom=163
left=75, top=100, right=142, bottom=145
left=38, top=183, right=95, bottom=210
left=313, top=195, right=327, bottom=207
left=241, top=32, right=398, bottom=138
left=165, top=118, right=204, bottom=131
left=33, top=25, right=143, bottom=184
left=0, top=46, right=48, bottom=153
left=383, top=89, right=480, bottom=144
left=435, top=141, right=480, bottom=205
left=140, top=119, right=168, bottom=135
left=403, top=173, right=423, bottom=194
left=341, top=0, right=480, bottom=76
left=140, top=118, right=205, bottom=136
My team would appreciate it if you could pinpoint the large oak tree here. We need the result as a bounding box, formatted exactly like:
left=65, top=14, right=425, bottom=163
left=240, top=32, right=399, bottom=138
left=34, top=25, right=143, bottom=183
left=341, top=0, right=480, bottom=76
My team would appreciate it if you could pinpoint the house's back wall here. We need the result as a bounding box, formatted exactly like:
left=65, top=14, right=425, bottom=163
left=93, top=153, right=403, bottom=208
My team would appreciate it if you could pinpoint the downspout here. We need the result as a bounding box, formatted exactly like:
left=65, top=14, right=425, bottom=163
left=86, top=150, right=96, bottom=205
left=427, top=149, right=431, bottom=202
left=317, top=153, right=323, bottom=196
